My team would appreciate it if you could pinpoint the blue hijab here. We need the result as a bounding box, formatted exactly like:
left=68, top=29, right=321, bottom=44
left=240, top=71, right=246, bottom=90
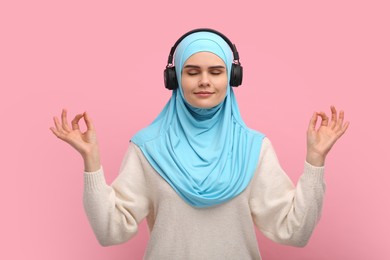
left=132, top=31, right=265, bottom=208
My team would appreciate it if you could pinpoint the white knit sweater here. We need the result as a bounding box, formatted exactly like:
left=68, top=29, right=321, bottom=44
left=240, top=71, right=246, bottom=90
left=83, top=137, right=325, bottom=259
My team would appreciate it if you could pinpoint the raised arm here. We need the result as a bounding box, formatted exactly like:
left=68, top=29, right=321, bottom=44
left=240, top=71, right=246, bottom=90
left=249, top=138, right=325, bottom=247
left=50, top=109, right=150, bottom=246
left=82, top=143, right=151, bottom=246
left=250, top=106, right=348, bottom=246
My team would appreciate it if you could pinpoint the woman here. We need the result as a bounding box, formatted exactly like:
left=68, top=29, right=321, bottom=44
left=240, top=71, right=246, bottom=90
left=50, top=29, right=349, bottom=259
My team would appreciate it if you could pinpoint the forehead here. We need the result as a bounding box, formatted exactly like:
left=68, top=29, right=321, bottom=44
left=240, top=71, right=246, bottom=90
left=183, top=52, right=226, bottom=67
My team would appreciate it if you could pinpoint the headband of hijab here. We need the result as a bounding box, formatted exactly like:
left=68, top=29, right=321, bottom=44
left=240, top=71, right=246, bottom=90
left=131, top=31, right=265, bottom=208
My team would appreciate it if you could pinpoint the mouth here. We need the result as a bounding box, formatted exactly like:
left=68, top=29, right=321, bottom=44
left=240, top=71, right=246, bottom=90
left=194, top=91, right=214, bottom=97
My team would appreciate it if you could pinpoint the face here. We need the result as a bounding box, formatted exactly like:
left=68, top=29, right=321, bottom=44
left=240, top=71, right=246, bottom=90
left=181, top=52, right=228, bottom=109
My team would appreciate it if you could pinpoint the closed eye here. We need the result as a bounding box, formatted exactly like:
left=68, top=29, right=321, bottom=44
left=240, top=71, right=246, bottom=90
left=186, top=70, right=199, bottom=76
left=210, top=70, right=223, bottom=75
left=183, top=65, right=226, bottom=76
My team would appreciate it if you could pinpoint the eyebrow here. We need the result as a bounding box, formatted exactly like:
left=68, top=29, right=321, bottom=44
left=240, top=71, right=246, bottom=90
left=183, top=65, right=226, bottom=69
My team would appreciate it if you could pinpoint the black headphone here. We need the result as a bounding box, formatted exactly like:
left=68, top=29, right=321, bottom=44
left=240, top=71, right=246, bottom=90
left=164, top=28, right=243, bottom=90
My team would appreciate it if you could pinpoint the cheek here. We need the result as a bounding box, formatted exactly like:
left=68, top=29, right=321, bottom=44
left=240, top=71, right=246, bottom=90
left=219, top=87, right=227, bottom=100
left=215, top=77, right=228, bottom=94
left=181, top=77, right=190, bottom=90
left=180, top=76, right=193, bottom=99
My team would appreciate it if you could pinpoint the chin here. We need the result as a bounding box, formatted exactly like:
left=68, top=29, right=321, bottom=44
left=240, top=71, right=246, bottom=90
left=186, top=96, right=225, bottom=109
left=190, top=101, right=220, bottom=109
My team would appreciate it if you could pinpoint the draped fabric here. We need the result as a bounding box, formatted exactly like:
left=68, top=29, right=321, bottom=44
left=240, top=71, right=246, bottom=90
left=131, top=31, right=265, bottom=207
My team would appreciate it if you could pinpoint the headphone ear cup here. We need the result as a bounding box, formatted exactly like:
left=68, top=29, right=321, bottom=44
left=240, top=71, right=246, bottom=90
left=164, top=67, right=178, bottom=90
left=230, top=64, right=243, bottom=87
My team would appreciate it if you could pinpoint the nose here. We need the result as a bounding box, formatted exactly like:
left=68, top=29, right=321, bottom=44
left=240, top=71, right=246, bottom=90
left=198, top=71, right=211, bottom=87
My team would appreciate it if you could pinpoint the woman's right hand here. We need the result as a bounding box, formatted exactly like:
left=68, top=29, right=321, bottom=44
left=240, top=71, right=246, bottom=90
left=50, top=109, right=101, bottom=171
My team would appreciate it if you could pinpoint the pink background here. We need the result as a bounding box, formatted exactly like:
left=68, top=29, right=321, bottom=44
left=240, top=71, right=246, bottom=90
left=1, top=0, right=389, bottom=259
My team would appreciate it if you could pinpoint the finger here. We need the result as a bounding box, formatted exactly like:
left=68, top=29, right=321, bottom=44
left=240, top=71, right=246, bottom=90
left=61, top=109, right=71, bottom=132
left=337, top=110, right=345, bottom=128
left=318, top=112, right=329, bottom=126
left=340, top=121, right=349, bottom=136
left=83, top=112, right=95, bottom=131
left=335, top=121, right=350, bottom=139
left=52, top=117, right=66, bottom=138
left=53, top=116, right=65, bottom=134
left=49, top=126, right=61, bottom=138
left=308, top=112, right=318, bottom=131
left=330, top=106, right=337, bottom=129
left=71, top=114, right=84, bottom=130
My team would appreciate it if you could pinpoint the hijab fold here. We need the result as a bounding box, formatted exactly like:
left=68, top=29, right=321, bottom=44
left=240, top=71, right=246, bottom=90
left=132, top=31, right=265, bottom=208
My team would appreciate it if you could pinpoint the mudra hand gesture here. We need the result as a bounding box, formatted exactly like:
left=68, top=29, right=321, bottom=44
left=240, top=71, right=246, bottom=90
left=50, top=109, right=101, bottom=171
left=50, top=106, right=349, bottom=170
left=306, top=106, right=349, bottom=166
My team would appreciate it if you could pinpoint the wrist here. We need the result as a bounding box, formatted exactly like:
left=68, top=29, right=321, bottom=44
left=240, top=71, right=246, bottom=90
left=82, top=147, right=101, bottom=172
left=306, top=151, right=326, bottom=167
left=83, top=157, right=101, bottom=172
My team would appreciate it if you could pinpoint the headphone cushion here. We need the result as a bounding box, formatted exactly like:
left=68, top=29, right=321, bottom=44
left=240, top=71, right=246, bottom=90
left=230, top=64, right=243, bottom=87
left=164, top=67, right=178, bottom=90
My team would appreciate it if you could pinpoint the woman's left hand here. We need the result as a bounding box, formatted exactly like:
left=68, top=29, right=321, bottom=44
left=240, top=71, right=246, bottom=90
left=306, top=106, right=349, bottom=166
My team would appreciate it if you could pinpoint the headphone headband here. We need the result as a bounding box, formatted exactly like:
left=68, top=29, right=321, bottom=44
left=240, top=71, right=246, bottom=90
left=166, top=28, right=240, bottom=67
left=164, top=28, right=243, bottom=90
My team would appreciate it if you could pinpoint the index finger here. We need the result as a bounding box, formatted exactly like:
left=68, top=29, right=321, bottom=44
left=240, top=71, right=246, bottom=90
left=83, top=112, right=95, bottom=131
left=318, top=111, right=329, bottom=126
left=71, top=114, right=84, bottom=130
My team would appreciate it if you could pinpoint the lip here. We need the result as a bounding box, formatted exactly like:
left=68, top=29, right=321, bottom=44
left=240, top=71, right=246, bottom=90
left=194, top=91, right=214, bottom=97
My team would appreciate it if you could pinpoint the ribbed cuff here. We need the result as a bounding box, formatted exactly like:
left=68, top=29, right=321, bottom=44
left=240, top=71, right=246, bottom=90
left=302, top=161, right=325, bottom=185
left=84, top=166, right=107, bottom=192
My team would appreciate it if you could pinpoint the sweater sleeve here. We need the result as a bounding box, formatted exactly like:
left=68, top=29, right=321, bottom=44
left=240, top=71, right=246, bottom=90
left=83, top=142, right=151, bottom=246
left=249, top=137, right=326, bottom=247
